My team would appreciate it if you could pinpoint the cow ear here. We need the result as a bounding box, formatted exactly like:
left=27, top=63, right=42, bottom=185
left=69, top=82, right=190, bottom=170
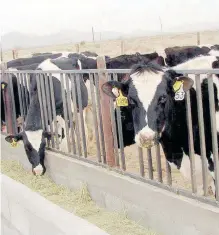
left=5, top=134, right=23, bottom=147
left=43, top=131, right=52, bottom=140
left=172, top=76, right=194, bottom=93
left=1, top=82, right=7, bottom=90
left=101, top=81, right=127, bottom=98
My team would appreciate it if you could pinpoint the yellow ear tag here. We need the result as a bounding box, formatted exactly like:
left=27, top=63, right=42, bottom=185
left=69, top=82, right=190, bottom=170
left=116, top=90, right=128, bottom=107
left=2, top=83, right=5, bottom=90
left=11, top=138, right=18, bottom=147
left=173, top=80, right=184, bottom=92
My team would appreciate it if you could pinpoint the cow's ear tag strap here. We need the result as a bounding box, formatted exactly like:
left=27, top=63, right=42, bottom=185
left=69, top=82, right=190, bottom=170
left=173, top=80, right=185, bottom=101
left=116, top=90, right=128, bottom=107
left=11, top=138, right=18, bottom=147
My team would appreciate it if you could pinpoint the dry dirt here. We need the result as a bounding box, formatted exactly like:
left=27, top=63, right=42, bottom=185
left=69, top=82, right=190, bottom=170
left=3, top=30, right=219, bottom=61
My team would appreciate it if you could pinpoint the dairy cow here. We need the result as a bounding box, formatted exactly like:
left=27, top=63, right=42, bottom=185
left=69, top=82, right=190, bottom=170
left=102, top=55, right=219, bottom=195
left=164, top=44, right=219, bottom=67
left=5, top=56, right=88, bottom=175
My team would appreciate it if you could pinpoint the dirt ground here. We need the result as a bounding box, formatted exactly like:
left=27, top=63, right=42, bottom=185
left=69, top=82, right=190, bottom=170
left=1, top=159, right=158, bottom=235
left=2, top=30, right=219, bottom=61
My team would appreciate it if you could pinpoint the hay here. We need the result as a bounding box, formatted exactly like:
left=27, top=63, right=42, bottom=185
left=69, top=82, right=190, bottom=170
left=1, top=159, right=158, bottom=235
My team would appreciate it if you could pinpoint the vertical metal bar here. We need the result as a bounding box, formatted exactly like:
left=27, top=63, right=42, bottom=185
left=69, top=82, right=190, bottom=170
left=60, top=73, right=71, bottom=153
left=108, top=73, right=120, bottom=166
left=1, top=83, right=8, bottom=132
left=138, top=147, right=145, bottom=177
left=20, top=73, right=27, bottom=118
left=49, top=73, right=60, bottom=150
left=195, top=74, right=208, bottom=196
left=19, top=73, right=26, bottom=120
left=23, top=73, right=29, bottom=110
left=36, top=74, right=45, bottom=130
left=147, top=149, right=153, bottom=180
left=16, top=73, right=25, bottom=130
left=39, top=74, right=49, bottom=131
left=109, top=93, right=120, bottom=166
left=44, top=73, right=55, bottom=148
left=70, top=74, right=81, bottom=156
left=155, top=144, right=163, bottom=183
left=76, top=74, right=87, bottom=158
left=8, top=74, right=17, bottom=134
left=65, top=73, right=76, bottom=154
left=207, top=74, right=219, bottom=200
left=165, top=160, right=172, bottom=186
left=94, top=73, right=106, bottom=163
left=113, top=73, right=126, bottom=170
left=39, top=73, right=50, bottom=147
left=97, top=56, right=115, bottom=167
left=89, top=73, right=101, bottom=162
left=186, top=88, right=197, bottom=194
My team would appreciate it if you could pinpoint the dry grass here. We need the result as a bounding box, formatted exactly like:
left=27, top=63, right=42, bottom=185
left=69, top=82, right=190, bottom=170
left=1, top=159, right=158, bottom=235
left=3, top=30, right=219, bottom=61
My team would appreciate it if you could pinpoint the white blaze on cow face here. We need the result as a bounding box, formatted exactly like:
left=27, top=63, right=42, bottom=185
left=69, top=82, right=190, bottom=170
left=130, top=70, right=163, bottom=147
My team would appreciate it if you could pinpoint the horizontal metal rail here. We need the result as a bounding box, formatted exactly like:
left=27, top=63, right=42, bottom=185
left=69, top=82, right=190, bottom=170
left=3, top=69, right=219, bottom=74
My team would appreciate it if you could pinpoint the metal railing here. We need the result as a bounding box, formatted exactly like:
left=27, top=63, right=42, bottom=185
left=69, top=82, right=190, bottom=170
left=1, top=68, right=219, bottom=207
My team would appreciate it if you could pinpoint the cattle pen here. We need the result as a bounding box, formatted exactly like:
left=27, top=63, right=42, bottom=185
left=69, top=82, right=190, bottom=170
left=1, top=59, right=219, bottom=235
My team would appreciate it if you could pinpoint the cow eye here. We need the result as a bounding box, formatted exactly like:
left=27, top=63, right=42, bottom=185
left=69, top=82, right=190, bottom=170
left=159, top=96, right=167, bottom=104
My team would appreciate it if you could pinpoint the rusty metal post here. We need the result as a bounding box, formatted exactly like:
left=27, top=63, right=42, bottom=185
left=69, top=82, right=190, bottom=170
left=197, top=32, right=200, bottom=45
left=76, top=44, right=80, bottom=53
left=121, top=40, right=124, bottom=54
left=2, top=64, right=15, bottom=135
left=97, top=56, right=115, bottom=167
left=12, top=50, right=16, bottom=59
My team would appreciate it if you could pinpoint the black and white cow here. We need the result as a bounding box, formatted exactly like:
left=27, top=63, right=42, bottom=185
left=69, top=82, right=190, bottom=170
left=164, top=45, right=219, bottom=67
left=7, top=53, right=62, bottom=68
left=5, top=56, right=88, bottom=175
left=102, top=55, right=219, bottom=195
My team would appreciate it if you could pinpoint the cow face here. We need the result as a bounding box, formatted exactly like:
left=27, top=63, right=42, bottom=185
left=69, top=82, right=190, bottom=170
left=5, top=130, right=50, bottom=175
left=102, top=64, right=194, bottom=148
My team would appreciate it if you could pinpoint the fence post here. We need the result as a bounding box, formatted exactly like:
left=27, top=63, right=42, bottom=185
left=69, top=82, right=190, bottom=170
left=97, top=56, right=116, bottom=167
left=76, top=44, right=80, bottom=53
left=2, top=63, right=15, bottom=134
left=197, top=32, right=200, bottom=45
left=121, top=40, right=124, bottom=54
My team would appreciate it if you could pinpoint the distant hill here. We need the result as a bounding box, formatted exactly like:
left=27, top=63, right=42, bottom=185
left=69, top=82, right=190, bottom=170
left=1, top=30, right=124, bottom=50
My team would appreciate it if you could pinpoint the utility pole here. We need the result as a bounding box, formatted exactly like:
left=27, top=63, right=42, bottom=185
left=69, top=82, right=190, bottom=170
left=0, top=40, right=3, bottom=62
left=92, top=27, right=95, bottom=42
left=159, top=16, right=163, bottom=33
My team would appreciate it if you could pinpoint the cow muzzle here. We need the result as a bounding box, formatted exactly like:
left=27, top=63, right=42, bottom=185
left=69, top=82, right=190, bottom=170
left=135, top=128, right=158, bottom=148
left=32, top=164, right=44, bottom=176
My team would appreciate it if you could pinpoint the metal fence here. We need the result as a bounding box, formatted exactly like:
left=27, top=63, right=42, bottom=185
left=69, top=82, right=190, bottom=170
left=1, top=68, right=219, bottom=207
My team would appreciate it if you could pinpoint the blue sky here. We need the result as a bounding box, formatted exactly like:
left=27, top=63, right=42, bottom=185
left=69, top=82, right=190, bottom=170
left=1, top=0, right=219, bottom=36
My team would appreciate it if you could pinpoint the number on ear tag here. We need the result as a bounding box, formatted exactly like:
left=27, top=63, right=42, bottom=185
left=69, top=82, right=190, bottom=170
left=11, top=138, right=18, bottom=147
left=116, top=90, right=128, bottom=107
left=173, top=80, right=185, bottom=101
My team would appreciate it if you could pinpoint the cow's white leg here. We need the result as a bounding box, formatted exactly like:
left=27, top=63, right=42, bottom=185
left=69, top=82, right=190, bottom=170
left=168, top=153, right=213, bottom=196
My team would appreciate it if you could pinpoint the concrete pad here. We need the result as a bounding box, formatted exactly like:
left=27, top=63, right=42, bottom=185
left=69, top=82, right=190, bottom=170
left=1, top=174, right=109, bottom=235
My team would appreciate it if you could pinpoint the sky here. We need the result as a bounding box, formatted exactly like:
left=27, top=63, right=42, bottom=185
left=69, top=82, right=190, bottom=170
left=1, top=0, right=219, bottom=37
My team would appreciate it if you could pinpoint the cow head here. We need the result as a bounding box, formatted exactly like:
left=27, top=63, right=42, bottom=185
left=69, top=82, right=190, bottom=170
left=102, top=63, right=194, bottom=148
